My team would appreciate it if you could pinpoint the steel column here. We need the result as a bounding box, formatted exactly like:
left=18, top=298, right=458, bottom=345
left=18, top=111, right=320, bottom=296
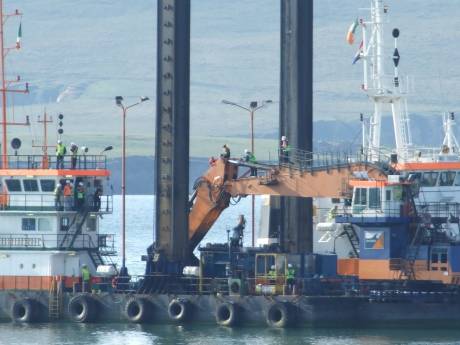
left=154, top=0, right=190, bottom=263
left=277, top=0, right=314, bottom=253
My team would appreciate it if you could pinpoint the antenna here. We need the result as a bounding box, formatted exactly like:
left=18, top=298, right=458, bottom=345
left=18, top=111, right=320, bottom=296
left=0, top=1, right=29, bottom=169
left=32, top=111, right=54, bottom=168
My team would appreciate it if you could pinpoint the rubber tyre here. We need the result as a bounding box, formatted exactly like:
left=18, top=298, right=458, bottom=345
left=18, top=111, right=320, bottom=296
left=168, top=299, right=190, bottom=322
left=266, top=302, right=292, bottom=328
left=124, top=298, right=149, bottom=323
left=215, top=302, right=239, bottom=327
left=68, top=294, right=97, bottom=323
left=11, top=298, right=36, bottom=323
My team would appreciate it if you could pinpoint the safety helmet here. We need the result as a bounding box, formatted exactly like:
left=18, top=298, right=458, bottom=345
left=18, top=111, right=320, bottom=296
left=288, top=263, right=293, bottom=268
left=57, top=140, right=62, bottom=144
left=271, top=265, right=275, bottom=270
left=244, top=149, right=249, bottom=154
left=281, top=136, right=286, bottom=141
left=79, top=182, right=84, bottom=186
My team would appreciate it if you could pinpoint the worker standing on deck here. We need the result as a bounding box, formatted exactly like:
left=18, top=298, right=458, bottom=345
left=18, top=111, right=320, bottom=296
left=280, top=136, right=290, bottom=163
left=221, top=144, right=230, bottom=159
left=328, top=205, right=339, bottom=221
left=286, top=263, right=296, bottom=294
left=231, top=215, right=246, bottom=247
left=81, top=264, right=91, bottom=292
left=244, top=149, right=257, bottom=176
left=54, top=184, right=62, bottom=211
left=63, top=181, right=73, bottom=211
left=93, top=187, right=102, bottom=211
left=70, top=143, right=78, bottom=169
left=56, top=140, right=66, bottom=169
left=76, top=182, right=86, bottom=211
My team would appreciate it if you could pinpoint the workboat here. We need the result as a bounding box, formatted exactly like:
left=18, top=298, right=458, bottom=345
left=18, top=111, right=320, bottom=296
left=0, top=4, right=115, bottom=293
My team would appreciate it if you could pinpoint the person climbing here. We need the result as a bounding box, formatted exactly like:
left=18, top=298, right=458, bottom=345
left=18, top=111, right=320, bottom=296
left=56, top=140, right=66, bottom=169
left=63, top=181, right=73, bottom=211
left=54, top=184, right=63, bottom=211
left=70, top=143, right=78, bottom=169
left=81, top=264, right=91, bottom=292
left=208, top=156, right=217, bottom=166
left=221, top=144, right=230, bottom=159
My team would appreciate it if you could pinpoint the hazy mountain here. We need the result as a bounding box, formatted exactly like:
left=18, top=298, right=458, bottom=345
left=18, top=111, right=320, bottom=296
left=3, top=1, right=459, bottom=158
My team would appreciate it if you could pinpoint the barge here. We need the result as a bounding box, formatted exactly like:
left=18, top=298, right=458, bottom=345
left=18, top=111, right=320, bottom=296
left=2, top=0, right=460, bottom=328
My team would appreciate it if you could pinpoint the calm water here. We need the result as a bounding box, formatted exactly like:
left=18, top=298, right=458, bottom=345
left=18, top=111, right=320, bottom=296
left=2, top=195, right=460, bottom=345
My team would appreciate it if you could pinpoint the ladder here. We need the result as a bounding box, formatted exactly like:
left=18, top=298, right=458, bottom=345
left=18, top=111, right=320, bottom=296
left=342, top=224, right=360, bottom=258
left=48, top=277, right=62, bottom=320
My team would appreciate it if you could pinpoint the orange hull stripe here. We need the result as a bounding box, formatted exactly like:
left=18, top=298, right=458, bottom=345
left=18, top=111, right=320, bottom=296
left=0, top=169, right=110, bottom=177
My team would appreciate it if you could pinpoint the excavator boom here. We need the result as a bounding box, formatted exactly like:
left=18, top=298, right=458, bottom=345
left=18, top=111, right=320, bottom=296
left=188, top=157, right=389, bottom=253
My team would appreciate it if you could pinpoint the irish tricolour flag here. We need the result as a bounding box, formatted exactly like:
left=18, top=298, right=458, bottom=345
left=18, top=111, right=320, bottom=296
left=346, top=18, right=359, bottom=45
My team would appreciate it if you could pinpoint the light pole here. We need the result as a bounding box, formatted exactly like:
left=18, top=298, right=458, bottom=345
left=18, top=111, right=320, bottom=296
left=115, top=96, right=149, bottom=276
left=222, top=99, right=272, bottom=247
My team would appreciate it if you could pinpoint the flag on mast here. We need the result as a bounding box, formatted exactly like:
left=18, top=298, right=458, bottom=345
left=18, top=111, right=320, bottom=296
left=346, top=18, right=359, bottom=45
left=16, top=22, right=22, bottom=49
left=352, top=40, right=364, bottom=64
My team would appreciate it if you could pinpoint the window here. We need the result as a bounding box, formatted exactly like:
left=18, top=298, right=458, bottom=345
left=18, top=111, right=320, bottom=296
left=454, top=172, right=460, bottom=186
left=441, top=253, right=448, bottom=264
left=86, top=217, right=96, bottom=231
left=354, top=188, right=367, bottom=206
left=369, top=188, right=381, bottom=209
left=439, top=171, right=456, bottom=186
left=38, top=218, right=51, bottom=231
left=5, top=179, right=21, bottom=192
left=22, top=218, right=36, bottom=231
left=60, top=217, right=70, bottom=231
left=385, top=190, right=392, bottom=201
left=256, top=256, right=265, bottom=275
left=431, top=253, right=438, bottom=263
left=421, top=172, right=438, bottom=187
left=40, top=179, right=55, bottom=192
left=23, top=179, right=39, bottom=192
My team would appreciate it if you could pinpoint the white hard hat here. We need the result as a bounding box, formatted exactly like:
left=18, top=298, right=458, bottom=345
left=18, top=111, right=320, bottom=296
left=79, top=182, right=84, bottom=186
left=57, top=140, right=62, bottom=144
left=288, top=263, right=293, bottom=268
left=271, top=265, right=275, bottom=270
left=281, top=136, right=286, bottom=141
left=244, top=149, right=249, bottom=154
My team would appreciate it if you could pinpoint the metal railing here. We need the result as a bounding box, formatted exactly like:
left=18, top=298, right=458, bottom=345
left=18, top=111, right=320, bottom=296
left=0, top=193, right=113, bottom=213
left=0, top=233, right=115, bottom=250
left=5, top=154, right=107, bottom=170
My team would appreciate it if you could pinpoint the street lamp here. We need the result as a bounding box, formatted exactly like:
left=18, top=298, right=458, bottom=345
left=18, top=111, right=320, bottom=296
left=221, top=99, right=272, bottom=247
left=115, top=96, right=150, bottom=276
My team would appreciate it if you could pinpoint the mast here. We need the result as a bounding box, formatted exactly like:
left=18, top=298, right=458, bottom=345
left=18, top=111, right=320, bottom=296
left=32, top=111, right=54, bottom=168
left=360, top=0, right=412, bottom=161
left=0, top=1, right=28, bottom=169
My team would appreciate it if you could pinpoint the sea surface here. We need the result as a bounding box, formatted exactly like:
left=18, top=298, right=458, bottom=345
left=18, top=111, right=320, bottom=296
left=2, top=195, right=460, bottom=345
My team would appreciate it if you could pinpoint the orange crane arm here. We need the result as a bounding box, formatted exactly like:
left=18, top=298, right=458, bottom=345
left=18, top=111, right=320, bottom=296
left=188, top=158, right=388, bottom=252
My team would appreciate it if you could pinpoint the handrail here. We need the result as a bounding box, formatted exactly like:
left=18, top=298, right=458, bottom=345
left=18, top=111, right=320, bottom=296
left=4, top=154, right=107, bottom=170
left=0, top=233, right=116, bottom=250
left=0, top=193, right=113, bottom=213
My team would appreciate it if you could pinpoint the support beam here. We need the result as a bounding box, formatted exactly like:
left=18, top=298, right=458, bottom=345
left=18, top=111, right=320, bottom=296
left=154, top=0, right=190, bottom=265
left=276, top=0, right=314, bottom=253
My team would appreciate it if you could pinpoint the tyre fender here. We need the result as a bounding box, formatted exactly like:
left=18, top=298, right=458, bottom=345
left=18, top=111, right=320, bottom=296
left=11, top=298, right=37, bottom=323
left=168, top=298, right=190, bottom=322
left=124, top=297, right=150, bottom=323
left=266, top=302, right=294, bottom=328
left=68, top=294, right=97, bottom=323
left=215, top=302, right=239, bottom=327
